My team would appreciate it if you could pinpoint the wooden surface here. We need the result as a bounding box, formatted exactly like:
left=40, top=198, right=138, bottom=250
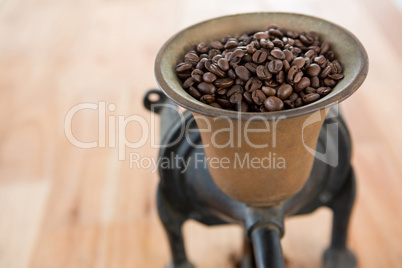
left=0, top=0, right=401, bottom=267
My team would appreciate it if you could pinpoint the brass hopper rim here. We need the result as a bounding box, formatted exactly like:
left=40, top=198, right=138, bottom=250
left=155, top=12, right=369, bottom=120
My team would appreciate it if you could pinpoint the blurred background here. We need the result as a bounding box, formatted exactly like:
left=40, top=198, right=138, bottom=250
left=0, top=0, right=401, bottom=267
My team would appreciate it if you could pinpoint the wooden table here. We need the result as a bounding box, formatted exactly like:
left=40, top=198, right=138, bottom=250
left=0, top=0, right=401, bottom=267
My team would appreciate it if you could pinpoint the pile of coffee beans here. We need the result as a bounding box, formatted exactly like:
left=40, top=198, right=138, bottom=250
left=175, top=25, right=344, bottom=112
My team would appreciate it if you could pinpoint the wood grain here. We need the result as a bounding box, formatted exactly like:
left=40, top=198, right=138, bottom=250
left=0, top=0, right=401, bottom=267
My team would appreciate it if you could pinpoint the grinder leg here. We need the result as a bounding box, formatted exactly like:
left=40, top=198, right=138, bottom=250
left=323, top=168, right=357, bottom=268
left=157, top=186, right=194, bottom=268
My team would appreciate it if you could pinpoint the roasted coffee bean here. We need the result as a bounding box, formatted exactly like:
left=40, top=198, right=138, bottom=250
left=320, top=65, right=332, bottom=78
left=260, top=39, right=274, bottom=49
left=289, top=92, right=298, bottom=102
left=191, top=69, right=204, bottom=83
left=264, top=96, right=284, bottom=111
left=283, top=60, right=290, bottom=72
left=292, top=57, right=306, bottom=69
left=270, top=49, right=285, bottom=60
left=256, top=65, right=272, bottom=80
left=246, top=44, right=257, bottom=54
left=252, top=90, right=267, bottom=105
left=195, top=58, right=207, bottom=70
left=203, top=72, right=217, bottom=83
left=306, top=63, right=321, bottom=77
left=243, top=91, right=253, bottom=104
left=183, top=77, right=195, bottom=88
left=324, top=78, right=336, bottom=87
left=229, top=92, right=243, bottom=104
left=268, top=60, right=283, bottom=74
left=245, top=77, right=263, bottom=92
left=176, top=26, right=344, bottom=112
left=284, top=100, right=295, bottom=109
left=197, top=43, right=209, bottom=54
left=314, top=55, right=326, bottom=65
left=228, top=69, right=237, bottom=79
left=216, top=98, right=232, bottom=108
left=305, top=87, right=317, bottom=94
left=176, top=62, right=193, bottom=73
left=184, top=52, right=199, bottom=63
left=207, top=102, right=221, bottom=109
left=188, top=86, right=202, bottom=99
left=217, top=88, right=228, bottom=95
left=252, top=50, right=268, bottom=64
left=276, top=70, right=285, bottom=84
left=320, top=41, right=329, bottom=55
left=332, top=60, right=343, bottom=73
left=217, top=58, right=229, bottom=71
left=268, top=28, right=283, bottom=38
left=277, top=84, right=293, bottom=100
left=254, top=31, right=269, bottom=40
left=245, top=62, right=258, bottom=73
left=294, top=77, right=310, bottom=92
left=261, top=86, right=276, bottom=96
left=302, top=93, right=320, bottom=104
left=198, top=82, right=216, bottom=94
left=215, top=78, right=234, bottom=88
left=225, top=39, right=239, bottom=49
left=317, top=87, right=332, bottom=96
left=311, top=76, right=320, bottom=88
left=228, top=49, right=246, bottom=62
left=287, top=65, right=299, bottom=83
left=227, top=85, right=243, bottom=97
left=328, top=73, right=344, bottom=80
left=235, top=66, right=251, bottom=81
left=210, top=40, right=224, bottom=50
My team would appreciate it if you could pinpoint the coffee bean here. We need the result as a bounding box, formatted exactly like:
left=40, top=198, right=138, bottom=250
left=197, top=43, right=209, bottom=54
left=287, top=65, right=299, bottom=83
left=294, top=77, right=310, bottom=92
left=284, top=100, right=295, bottom=109
left=214, top=78, right=234, bottom=88
left=320, top=41, right=329, bottom=55
left=260, top=39, right=274, bottom=49
left=188, top=86, right=201, bottom=99
left=283, top=60, right=290, bottom=72
left=177, top=71, right=191, bottom=80
left=176, top=62, right=193, bottom=73
left=200, top=94, right=215, bottom=103
left=305, top=87, right=317, bottom=94
left=252, top=49, right=268, bottom=64
left=183, top=77, right=195, bottom=88
left=190, top=69, right=203, bottom=83
left=210, top=40, right=224, bottom=50
left=256, top=65, right=272, bottom=80
left=228, top=69, right=236, bottom=79
left=245, top=77, right=262, bottom=92
left=300, top=34, right=314, bottom=45
left=332, top=60, right=343, bottom=73
left=320, top=65, right=332, bottom=78
left=217, top=88, right=228, bottom=95
left=268, top=28, right=283, bottom=38
left=198, top=82, right=216, bottom=94
left=264, top=96, right=284, bottom=111
left=289, top=92, right=298, bottom=102
left=203, top=72, right=217, bottom=83
left=314, top=55, right=326, bottom=65
left=317, top=87, right=332, bottom=96
left=227, top=85, right=243, bottom=97
left=324, top=78, right=336, bottom=87
left=216, top=98, right=232, bottom=108
left=292, top=57, right=305, bottom=69
left=268, top=60, right=283, bottom=73
left=251, top=90, right=266, bottom=105
left=304, top=49, right=316, bottom=59
left=302, top=93, right=320, bottom=104
left=270, top=49, right=285, bottom=60
left=328, top=73, right=344, bottom=80
left=245, top=62, right=258, bottom=73
left=235, top=78, right=245, bottom=86
left=254, top=31, right=269, bottom=40
left=206, top=62, right=226, bottom=78
left=235, top=66, right=251, bottom=81
left=311, top=76, right=320, bottom=88
left=195, top=58, right=207, bottom=70
left=229, top=92, right=243, bottom=104
left=228, top=49, right=246, bottom=62
left=225, top=39, right=239, bottom=49
left=276, top=70, right=285, bottom=84
left=261, top=86, right=276, bottom=96
left=277, top=84, right=293, bottom=100
left=306, top=63, right=321, bottom=77
left=243, top=91, right=253, bottom=104
left=216, top=58, right=229, bottom=71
